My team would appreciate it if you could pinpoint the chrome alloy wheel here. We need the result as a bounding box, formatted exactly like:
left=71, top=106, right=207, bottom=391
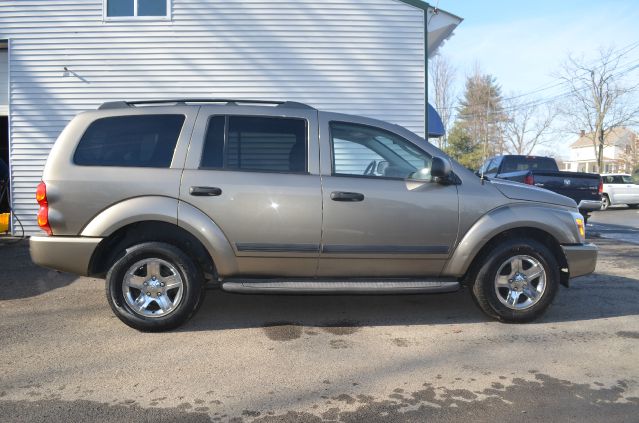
left=122, top=258, right=184, bottom=318
left=494, top=255, right=546, bottom=310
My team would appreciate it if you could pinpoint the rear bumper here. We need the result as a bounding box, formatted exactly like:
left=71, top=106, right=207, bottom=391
left=578, top=199, right=602, bottom=212
left=562, top=243, right=598, bottom=278
left=30, top=236, right=103, bottom=276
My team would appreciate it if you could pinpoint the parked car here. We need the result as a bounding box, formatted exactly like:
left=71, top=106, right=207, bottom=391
left=601, top=174, right=639, bottom=210
left=30, top=99, right=597, bottom=331
left=478, top=155, right=602, bottom=220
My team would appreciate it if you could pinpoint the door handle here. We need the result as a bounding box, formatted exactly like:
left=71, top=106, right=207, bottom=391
left=331, top=191, right=365, bottom=202
left=190, top=186, right=222, bottom=197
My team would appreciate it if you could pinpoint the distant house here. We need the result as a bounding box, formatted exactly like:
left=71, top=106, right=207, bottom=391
left=563, top=127, right=638, bottom=174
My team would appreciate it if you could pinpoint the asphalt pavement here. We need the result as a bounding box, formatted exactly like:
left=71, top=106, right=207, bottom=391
left=0, top=220, right=638, bottom=422
left=589, top=207, right=639, bottom=245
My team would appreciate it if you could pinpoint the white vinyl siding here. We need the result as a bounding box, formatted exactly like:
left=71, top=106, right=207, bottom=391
left=0, top=0, right=425, bottom=234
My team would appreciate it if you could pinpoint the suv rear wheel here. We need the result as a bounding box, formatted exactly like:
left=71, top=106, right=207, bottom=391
left=106, top=242, right=205, bottom=332
left=471, top=239, right=559, bottom=322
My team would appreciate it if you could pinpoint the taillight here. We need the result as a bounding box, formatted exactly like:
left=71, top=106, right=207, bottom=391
left=36, top=181, right=52, bottom=236
left=523, top=173, right=535, bottom=185
left=598, top=178, right=603, bottom=195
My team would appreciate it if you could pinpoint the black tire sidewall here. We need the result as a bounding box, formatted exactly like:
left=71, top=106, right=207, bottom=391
left=473, top=239, right=559, bottom=323
left=106, top=242, right=203, bottom=332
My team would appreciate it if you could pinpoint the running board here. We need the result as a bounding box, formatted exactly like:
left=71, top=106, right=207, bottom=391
left=221, top=279, right=460, bottom=294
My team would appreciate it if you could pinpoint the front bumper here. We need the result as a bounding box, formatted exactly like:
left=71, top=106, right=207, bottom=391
left=30, top=236, right=103, bottom=276
left=578, top=199, right=603, bottom=212
left=562, top=243, right=598, bottom=278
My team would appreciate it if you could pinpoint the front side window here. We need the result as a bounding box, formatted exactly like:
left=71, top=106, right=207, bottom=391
left=485, top=157, right=502, bottom=175
left=330, top=122, right=432, bottom=180
left=74, top=115, right=185, bottom=167
left=200, top=116, right=308, bottom=173
left=106, top=0, right=169, bottom=18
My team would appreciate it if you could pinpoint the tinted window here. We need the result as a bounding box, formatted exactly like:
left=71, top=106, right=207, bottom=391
left=225, top=116, right=307, bottom=173
left=74, top=115, right=185, bottom=167
left=330, top=122, right=432, bottom=180
left=501, top=156, right=557, bottom=173
left=200, top=116, right=225, bottom=169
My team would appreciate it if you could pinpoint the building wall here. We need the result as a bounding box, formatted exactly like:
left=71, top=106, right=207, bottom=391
left=0, top=0, right=426, bottom=234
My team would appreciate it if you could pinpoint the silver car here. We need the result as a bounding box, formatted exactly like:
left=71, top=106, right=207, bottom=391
left=30, top=99, right=597, bottom=331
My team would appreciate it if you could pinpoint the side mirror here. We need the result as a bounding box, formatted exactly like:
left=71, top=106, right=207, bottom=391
left=431, top=156, right=452, bottom=181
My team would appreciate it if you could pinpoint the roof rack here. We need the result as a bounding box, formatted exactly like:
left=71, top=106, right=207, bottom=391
left=98, top=99, right=315, bottom=110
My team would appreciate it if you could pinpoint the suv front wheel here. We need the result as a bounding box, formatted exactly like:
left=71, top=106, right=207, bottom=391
left=471, top=239, right=559, bottom=322
left=106, top=242, right=205, bottom=332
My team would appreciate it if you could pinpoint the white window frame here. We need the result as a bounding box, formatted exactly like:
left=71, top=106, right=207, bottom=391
left=103, top=0, right=171, bottom=21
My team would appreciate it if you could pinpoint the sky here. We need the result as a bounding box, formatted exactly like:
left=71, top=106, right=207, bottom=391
left=433, top=0, right=639, bottom=157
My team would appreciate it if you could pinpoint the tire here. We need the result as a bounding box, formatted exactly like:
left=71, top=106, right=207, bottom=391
left=471, top=238, right=559, bottom=323
left=601, top=195, right=610, bottom=210
left=628, top=204, right=638, bottom=209
left=106, top=242, right=205, bottom=332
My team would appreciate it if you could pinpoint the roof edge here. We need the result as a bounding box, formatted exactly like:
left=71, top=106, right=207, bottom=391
left=397, top=0, right=464, bottom=21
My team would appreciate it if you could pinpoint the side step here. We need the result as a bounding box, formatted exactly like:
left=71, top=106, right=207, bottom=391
left=221, top=279, right=460, bottom=294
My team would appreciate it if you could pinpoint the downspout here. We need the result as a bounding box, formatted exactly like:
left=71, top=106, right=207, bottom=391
left=424, top=6, right=429, bottom=140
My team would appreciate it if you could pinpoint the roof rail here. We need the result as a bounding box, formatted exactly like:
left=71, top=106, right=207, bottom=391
left=98, top=99, right=315, bottom=110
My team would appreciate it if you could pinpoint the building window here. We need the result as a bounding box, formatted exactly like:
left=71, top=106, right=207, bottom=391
left=105, top=0, right=170, bottom=19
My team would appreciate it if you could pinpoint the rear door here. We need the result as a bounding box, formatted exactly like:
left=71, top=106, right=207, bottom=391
left=623, top=175, right=639, bottom=204
left=615, top=175, right=634, bottom=203
left=317, top=114, right=460, bottom=277
left=180, top=106, right=322, bottom=277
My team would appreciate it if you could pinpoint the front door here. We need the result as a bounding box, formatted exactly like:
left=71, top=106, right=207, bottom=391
left=180, top=107, right=322, bottom=277
left=318, top=118, right=459, bottom=277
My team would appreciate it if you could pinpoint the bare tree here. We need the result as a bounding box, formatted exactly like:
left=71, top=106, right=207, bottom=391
left=429, top=54, right=456, bottom=149
left=502, top=98, right=557, bottom=155
left=558, top=47, right=639, bottom=172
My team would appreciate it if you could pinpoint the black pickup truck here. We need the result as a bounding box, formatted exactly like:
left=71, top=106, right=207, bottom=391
left=478, top=155, right=602, bottom=219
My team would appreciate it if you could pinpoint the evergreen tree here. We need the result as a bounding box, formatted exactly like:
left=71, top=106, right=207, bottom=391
left=444, top=122, right=483, bottom=170
left=455, top=67, right=507, bottom=162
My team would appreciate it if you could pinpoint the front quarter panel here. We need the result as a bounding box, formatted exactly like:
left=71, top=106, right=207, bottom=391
left=443, top=204, right=583, bottom=277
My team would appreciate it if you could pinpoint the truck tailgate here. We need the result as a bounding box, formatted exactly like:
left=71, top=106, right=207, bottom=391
left=532, top=172, right=600, bottom=200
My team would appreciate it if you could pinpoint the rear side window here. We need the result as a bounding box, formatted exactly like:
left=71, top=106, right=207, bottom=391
left=200, top=116, right=307, bottom=173
left=74, top=115, right=185, bottom=167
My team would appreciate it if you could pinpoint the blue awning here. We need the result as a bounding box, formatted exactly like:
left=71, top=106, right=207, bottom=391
left=428, top=103, right=445, bottom=138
